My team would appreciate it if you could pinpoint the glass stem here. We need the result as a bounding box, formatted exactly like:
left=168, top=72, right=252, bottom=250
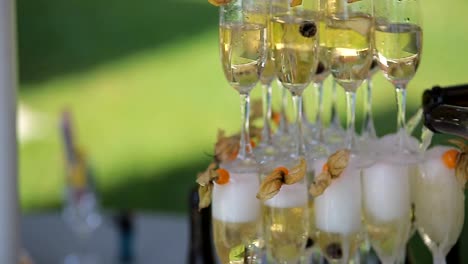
left=395, top=85, right=407, bottom=149
left=292, top=94, right=305, bottom=157
left=239, top=93, right=252, bottom=160
left=330, top=79, right=341, bottom=128
left=363, top=77, right=376, bottom=138
left=315, top=82, right=324, bottom=142
left=279, top=83, right=289, bottom=134
left=345, top=91, right=356, bottom=150
left=432, top=251, right=447, bottom=264
left=261, top=83, right=273, bottom=145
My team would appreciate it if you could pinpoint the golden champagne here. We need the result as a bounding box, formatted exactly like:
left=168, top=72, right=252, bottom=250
left=364, top=215, right=411, bottom=261
left=323, top=14, right=373, bottom=92
left=245, top=11, right=276, bottom=86
left=220, top=23, right=266, bottom=94
left=270, top=11, right=318, bottom=95
left=312, top=21, right=330, bottom=84
left=213, top=219, right=262, bottom=264
left=374, top=23, right=422, bottom=86
left=263, top=205, right=308, bottom=263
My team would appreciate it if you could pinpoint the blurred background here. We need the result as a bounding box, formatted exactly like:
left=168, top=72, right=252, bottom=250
left=17, top=0, right=468, bottom=262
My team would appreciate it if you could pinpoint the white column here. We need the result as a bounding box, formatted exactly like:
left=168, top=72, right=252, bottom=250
left=0, top=0, right=19, bottom=262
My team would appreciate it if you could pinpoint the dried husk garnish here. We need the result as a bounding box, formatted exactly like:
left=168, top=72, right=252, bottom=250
left=215, top=130, right=241, bottom=163
left=208, top=0, right=232, bottom=6
left=448, top=138, right=468, bottom=187
left=309, top=149, right=350, bottom=197
left=257, top=158, right=307, bottom=201
left=196, top=162, right=219, bottom=210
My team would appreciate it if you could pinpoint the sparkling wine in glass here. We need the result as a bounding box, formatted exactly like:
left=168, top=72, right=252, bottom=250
left=261, top=158, right=309, bottom=264
left=323, top=0, right=373, bottom=151
left=373, top=0, right=423, bottom=160
left=270, top=0, right=320, bottom=157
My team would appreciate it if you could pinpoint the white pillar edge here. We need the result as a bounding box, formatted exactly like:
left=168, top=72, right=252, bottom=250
left=0, top=0, right=19, bottom=262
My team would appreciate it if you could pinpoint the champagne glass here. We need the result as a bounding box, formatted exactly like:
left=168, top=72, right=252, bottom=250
left=219, top=0, right=268, bottom=165
left=323, top=0, right=373, bottom=152
left=61, top=112, right=101, bottom=264
left=261, top=157, right=309, bottom=264
left=361, top=158, right=413, bottom=264
left=270, top=0, right=320, bottom=158
left=314, top=157, right=363, bottom=264
left=373, top=0, right=423, bottom=161
left=247, top=7, right=276, bottom=161
left=62, top=151, right=102, bottom=264
left=214, top=1, right=268, bottom=263
left=415, top=146, right=465, bottom=264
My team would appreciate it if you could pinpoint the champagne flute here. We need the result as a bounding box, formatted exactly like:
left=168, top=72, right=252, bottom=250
left=415, top=146, right=465, bottom=264
left=373, top=0, right=423, bottom=161
left=251, top=6, right=280, bottom=165
left=314, top=1, right=373, bottom=262
left=61, top=112, right=101, bottom=264
left=361, top=159, right=413, bottom=264
left=214, top=1, right=267, bottom=263
left=270, top=0, right=320, bottom=158
left=261, top=157, right=309, bottom=264
left=62, top=151, right=102, bottom=264
left=323, top=0, right=373, bottom=152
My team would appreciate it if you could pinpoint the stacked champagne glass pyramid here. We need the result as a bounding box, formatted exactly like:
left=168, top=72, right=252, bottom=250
left=197, top=0, right=467, bottom=263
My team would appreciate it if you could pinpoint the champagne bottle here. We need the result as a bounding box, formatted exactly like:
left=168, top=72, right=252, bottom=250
left=422, top=84, right=468, bottom=139
left=187, top=186, right=216, bottom=264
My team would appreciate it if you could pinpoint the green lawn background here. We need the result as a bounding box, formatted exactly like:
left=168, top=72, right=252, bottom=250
left=17, top=0, right=468, bottom=262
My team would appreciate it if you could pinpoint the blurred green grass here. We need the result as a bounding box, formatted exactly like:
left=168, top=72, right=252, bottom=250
left=17, top=0, right=468, bottom=262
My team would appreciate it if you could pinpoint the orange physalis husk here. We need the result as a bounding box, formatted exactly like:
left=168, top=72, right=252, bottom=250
left=309, top=149, right=350, bottom=197
left=257, top=158, right=306, bottom=201
left=322, top=163, right=329, bottom=172
left=215, top=168, right=230, bottom=185
left=448, top=138, right=468, bottom=187
left=274, top=166, right=289, bottom=176
left=290, top=0, right=302, bottom=7
left=442, top=149, right=459, bottom=169
left=208, top=0, right=232, bottom=6
left=250, top=139, right=257, bottom=149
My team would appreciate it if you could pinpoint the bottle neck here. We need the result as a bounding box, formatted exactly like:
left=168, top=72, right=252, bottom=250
left=424, top=104, right=468, bottom=139
left=423, top=84, right=468, bottom=111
